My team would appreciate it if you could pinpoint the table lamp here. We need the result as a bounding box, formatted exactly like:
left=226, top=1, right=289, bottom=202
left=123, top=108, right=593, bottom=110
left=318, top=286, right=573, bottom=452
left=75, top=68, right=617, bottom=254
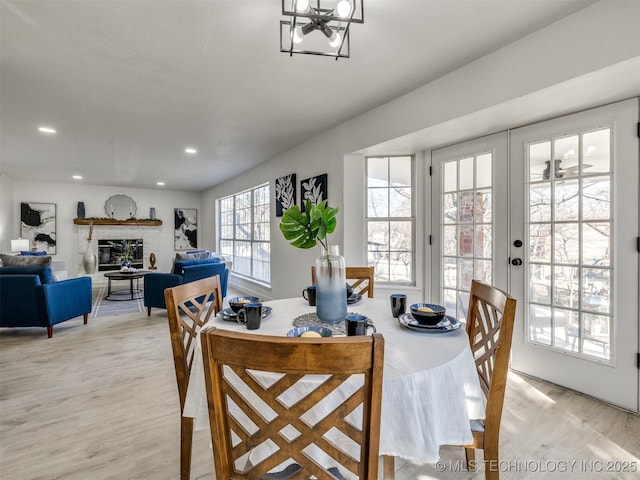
left=11, top=238, right=30, bottom=253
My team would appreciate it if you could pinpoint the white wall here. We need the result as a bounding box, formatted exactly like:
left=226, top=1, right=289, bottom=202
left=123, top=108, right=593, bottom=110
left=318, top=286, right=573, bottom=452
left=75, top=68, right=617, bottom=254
left=0, top=173, right=15, bottom=253
left=8, top=180, right=201, bottom=276
left=202, top=1, right=640, bottom=302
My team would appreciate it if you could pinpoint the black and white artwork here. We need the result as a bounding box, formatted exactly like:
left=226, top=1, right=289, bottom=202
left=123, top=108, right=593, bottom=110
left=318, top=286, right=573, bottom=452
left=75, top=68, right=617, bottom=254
left=300, top=174, right=327, bottom=211
left=20, top=202, right=56, bottom=254
left=174, top=208, right=197, bottom=250
left=275, top=173, right=296, bottom=216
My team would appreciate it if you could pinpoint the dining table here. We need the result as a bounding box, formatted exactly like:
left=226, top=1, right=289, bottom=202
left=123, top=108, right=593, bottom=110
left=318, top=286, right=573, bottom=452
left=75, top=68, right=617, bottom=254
left=183, top=296, right=486, bottom=465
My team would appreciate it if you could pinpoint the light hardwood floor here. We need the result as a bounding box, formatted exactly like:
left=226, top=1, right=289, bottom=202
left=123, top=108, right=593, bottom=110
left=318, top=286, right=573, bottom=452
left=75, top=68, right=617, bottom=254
left=1, top=298, right=638, bottom=479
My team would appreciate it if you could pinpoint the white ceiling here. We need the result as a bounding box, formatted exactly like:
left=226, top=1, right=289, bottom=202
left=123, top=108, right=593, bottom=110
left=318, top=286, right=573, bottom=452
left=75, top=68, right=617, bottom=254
left=0, top=0, right=596, bottom=192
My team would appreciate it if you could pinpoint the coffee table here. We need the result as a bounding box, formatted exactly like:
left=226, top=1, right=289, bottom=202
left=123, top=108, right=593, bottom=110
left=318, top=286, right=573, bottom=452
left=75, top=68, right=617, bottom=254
left=103, top=271, right=149, bottom=301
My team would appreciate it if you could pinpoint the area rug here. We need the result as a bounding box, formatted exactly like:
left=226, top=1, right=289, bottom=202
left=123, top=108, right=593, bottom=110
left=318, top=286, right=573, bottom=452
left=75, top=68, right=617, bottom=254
left=90, top=284, right=144, bottom=318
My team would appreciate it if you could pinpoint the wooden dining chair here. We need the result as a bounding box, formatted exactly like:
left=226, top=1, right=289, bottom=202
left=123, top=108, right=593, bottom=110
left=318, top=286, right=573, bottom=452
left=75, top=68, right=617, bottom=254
left=311, top=266, right=376, bottom=298
left=165, top=275, right=223, bottom=480
left=200, top=328, right=385, bottom=479
left=462, top=279, right=517, bottom=480
left=382, top=280, right=516, bottom=480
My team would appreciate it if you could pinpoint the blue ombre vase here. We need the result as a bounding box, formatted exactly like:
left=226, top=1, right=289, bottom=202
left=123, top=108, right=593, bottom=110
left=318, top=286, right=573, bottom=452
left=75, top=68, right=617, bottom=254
left=315, top=245, right=347, bottom=324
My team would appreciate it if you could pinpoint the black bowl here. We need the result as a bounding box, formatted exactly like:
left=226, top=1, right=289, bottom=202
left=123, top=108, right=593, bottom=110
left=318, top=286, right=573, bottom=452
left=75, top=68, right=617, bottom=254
left=346, top=283, right=354, bottom=299
left=410, top=303, right=446, bottom=325
left=228, top=296, right=260, bottom=313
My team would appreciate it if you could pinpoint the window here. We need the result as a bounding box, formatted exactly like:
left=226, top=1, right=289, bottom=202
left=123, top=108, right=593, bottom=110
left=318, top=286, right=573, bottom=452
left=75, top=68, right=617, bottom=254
left=366, top=156, right=414, bottom=284
left=218, top=184, right=270, bottom=285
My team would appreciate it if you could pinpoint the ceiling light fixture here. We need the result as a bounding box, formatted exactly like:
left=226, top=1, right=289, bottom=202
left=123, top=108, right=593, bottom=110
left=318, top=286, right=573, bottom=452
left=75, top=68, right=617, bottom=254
left=72, top=175, right=82, bottom=180
left=38, top=126, right=56, bottom=134
left=157, top=182, right=165, bottom=186
left=280, top=0, right=364, bottom=59
left=185, top=147, right=197, bottom=154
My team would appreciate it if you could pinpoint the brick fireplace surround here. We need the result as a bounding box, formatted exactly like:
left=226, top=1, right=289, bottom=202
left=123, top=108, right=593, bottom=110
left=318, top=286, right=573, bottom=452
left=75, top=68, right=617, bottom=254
left=76, top=224, right=161, bottom=281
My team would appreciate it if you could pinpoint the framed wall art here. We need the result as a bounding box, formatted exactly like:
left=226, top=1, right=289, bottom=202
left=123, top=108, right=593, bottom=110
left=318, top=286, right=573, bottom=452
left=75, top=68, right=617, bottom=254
left=300, top=173, right=327, bottom=211
left=174, top=208, right=198, bottom=250
left=20, top=202, right=57, bottom=254
left=275, top=173, right=296, bottom=216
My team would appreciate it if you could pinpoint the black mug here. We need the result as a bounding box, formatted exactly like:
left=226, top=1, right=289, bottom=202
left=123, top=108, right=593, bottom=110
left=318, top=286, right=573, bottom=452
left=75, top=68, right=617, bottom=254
left=237, top=302, right=262, bottom=330
left=302, top=286, right=317, bottom=306
left=345, top=314, right=376, bottom=336
left=390, top=293, right=407, bottom=318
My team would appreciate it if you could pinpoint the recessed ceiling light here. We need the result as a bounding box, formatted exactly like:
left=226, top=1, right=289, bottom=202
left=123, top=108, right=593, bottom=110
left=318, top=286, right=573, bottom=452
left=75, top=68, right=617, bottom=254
left=185, top=147, right=197, bottom=154
left=157, top=182, right=165, bottom=186
left=72, top=175, right=83, bottom=180
left=38, top=126, right=56, bottom=134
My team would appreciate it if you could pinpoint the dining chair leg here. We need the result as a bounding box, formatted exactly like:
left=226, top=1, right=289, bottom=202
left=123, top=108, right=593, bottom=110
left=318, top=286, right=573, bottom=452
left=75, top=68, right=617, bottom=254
left=465, top=447, right=476, bottom=471
left=382, top=455, right=395, bottom=480
left=483, top=446, right=500, bottom=480
left=180, top=415, right=193, bottom=480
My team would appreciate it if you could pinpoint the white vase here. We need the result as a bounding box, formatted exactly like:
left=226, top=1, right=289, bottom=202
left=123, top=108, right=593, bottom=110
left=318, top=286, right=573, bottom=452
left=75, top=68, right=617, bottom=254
left=83, top=241, right=97, bottom=274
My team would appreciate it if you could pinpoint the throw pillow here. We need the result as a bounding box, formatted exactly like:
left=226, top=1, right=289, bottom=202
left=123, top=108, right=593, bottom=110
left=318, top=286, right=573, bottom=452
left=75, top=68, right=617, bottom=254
left=0, top=265, right=55, bottom=284
left=174, top=251, right=212, bottom=261
left=0, top=254, right=52, bottom=267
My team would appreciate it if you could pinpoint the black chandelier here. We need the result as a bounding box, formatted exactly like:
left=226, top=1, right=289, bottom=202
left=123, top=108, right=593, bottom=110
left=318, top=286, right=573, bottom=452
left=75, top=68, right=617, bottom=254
left=280, top=0, right=364, bottom=59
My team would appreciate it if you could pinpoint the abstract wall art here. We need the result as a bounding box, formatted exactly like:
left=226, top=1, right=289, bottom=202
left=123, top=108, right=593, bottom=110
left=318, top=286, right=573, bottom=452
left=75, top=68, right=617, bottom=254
left=20, top=202, right=57, bottom=254
left=174, top=208, right=197, bottom=250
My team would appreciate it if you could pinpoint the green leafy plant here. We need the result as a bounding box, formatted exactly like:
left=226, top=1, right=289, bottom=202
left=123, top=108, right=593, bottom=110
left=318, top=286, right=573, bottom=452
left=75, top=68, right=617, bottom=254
left=279, top=199, right=338, bottom=251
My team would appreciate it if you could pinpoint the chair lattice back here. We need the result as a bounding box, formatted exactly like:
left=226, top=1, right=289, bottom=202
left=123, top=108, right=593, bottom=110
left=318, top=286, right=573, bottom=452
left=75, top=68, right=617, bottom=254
left=165, top=275, right=223, bottom=407
left=201, top=329, right=385, bottom=480
left=465, top=279, right=517, bottom=409
left=311, top=266, right=375, bottom=298
left=165, top=276, right=223, bottom=480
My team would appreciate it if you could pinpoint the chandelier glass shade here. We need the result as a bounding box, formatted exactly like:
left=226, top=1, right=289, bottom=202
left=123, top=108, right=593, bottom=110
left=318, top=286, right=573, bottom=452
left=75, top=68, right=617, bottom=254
left=280, top=0, right=364, bottom=59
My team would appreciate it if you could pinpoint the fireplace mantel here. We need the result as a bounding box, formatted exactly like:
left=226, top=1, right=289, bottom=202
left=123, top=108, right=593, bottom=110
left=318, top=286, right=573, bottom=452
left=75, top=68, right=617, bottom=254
left=73, top=218, right=162, bottom=226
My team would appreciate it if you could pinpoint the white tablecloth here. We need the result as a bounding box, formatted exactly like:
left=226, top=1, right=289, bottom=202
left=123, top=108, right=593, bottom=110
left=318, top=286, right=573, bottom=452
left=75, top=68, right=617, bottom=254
left=183, top=297, right=485, bottom=463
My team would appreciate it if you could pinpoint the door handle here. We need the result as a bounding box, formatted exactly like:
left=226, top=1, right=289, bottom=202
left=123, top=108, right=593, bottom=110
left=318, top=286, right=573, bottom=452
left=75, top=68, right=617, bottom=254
left=511, top=258, right=523, bottom=266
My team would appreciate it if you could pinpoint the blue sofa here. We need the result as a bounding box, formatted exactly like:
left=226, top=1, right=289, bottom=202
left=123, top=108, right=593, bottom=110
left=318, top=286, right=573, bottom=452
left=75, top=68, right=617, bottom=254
left=144, top=258, right=229, bottom=315
left=0, top=266, right=92, bottom=338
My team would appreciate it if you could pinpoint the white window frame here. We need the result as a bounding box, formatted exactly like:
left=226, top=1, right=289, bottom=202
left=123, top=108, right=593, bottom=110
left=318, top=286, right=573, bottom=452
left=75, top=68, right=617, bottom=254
left=365, top=155, right=415, bottom=286
left=218, top=183, right=271, bottom=286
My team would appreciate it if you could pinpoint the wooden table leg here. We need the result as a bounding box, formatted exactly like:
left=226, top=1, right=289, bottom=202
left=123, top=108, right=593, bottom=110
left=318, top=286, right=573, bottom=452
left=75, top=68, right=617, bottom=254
left=383, top=455, right=395, bottom=480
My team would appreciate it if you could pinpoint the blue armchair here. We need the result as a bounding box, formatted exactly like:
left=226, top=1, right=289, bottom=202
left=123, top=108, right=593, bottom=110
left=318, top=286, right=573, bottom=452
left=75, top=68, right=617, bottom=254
left=0, top=266, right=92, bottom=338
left=144, top=259, right=229, bottom=315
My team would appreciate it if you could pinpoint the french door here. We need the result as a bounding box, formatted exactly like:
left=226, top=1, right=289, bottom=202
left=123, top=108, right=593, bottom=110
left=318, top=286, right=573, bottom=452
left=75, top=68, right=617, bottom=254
left=509, top=99, right=639, bottom=412
left=432, top=99, right=639, bottom=412
left=431, top=132, right=509, bottom=320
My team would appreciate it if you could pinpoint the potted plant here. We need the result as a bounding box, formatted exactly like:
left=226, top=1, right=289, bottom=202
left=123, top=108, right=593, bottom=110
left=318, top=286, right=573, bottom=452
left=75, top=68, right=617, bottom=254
left=280, top=200, right=346, bottom=324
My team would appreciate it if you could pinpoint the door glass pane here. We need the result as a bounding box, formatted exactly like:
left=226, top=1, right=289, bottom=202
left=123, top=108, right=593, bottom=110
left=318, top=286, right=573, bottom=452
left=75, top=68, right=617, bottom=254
left=444, top=162, right=457, bottom=192
left=554, top=135, right=579, bottom=179
left=529, top=185, right=551, bottom=222
left=582, top=177, right=610, bottom=220
left=582, top=313, right=610, bottom=359
left=529, top=223, right=551, bottom=262
left=583, top=128, right=610, bottom=174
left=476, top=153, right=492, bottom=188
left=525, top=127, right=613, bottom=362
left=459, top=157, right=474, bottom=190
left=529, top=304, right=551, bottom=345
left=443, top=226, right=457, bottom=256
left=530, top=264, right=551, bottom=304
left=529, top=141, right=550, bottom=181
left=443, top=193, right=457, bottom=224
left=554, top=179, right=579, bottom=221
left=475, top=190, right=491, bottom=223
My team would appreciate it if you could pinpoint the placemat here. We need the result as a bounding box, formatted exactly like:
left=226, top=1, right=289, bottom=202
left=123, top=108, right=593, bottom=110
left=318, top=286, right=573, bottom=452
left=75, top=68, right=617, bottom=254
left=292, top=312, right=346, bottom=336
